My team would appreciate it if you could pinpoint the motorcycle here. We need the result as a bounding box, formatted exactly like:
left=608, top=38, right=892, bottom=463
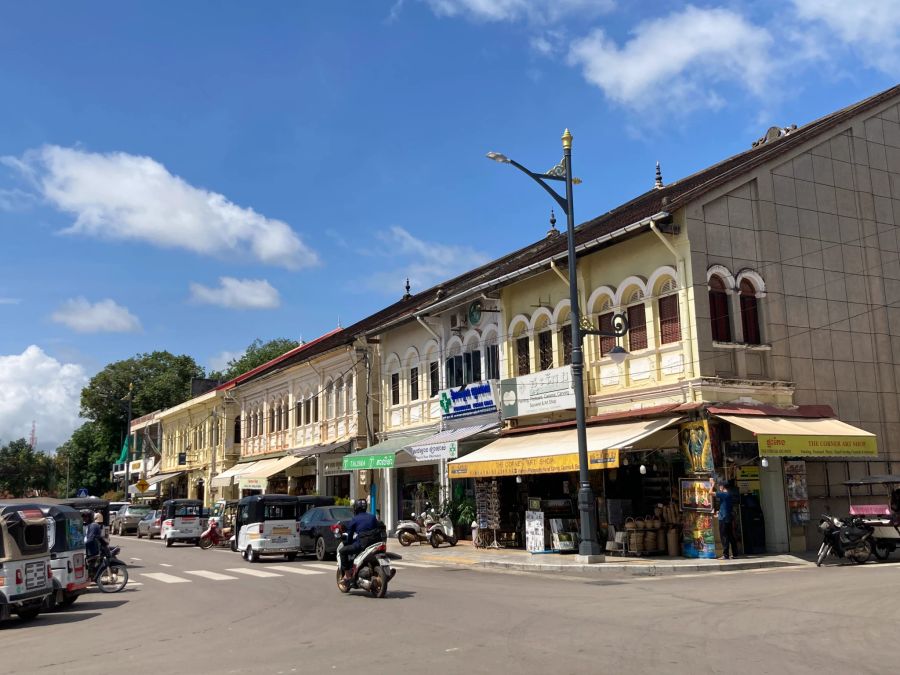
left=816, top=514, right=875, bottom=566
left=199, top=518, right=232, bottom=549
left=87, top=541, right=129, bottom=592
left=427, top=513, right=458, bottom=548
left=396, top=512, right=433, bottom=547
left=333, top=523, right=400, bottom=598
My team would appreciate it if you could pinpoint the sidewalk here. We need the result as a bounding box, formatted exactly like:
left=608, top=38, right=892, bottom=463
left=395, top=539, right=811, bottom=576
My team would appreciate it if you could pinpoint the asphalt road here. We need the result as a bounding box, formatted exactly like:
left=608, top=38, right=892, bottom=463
left=3, top=535, right=900, bottom=675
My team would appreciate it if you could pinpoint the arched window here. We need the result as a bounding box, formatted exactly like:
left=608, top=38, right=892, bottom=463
left=274, top=402, right=282, bottom=431
left=516, top=335, right=530, bottom=376
left=234, top=416, right=241, bottom=444
left=336, top=378, right=345, bottom=416
left=256, top=409, right=262, bottom=437
left=281, top=398, right=289, bottom=429
left=295, top=399, right=302, bottom=427
left=346, top=375, right=354, bottom=412
left=657, top=279, right=681, bottom=345
left=739, top=279, right=761, bottom=345
left=626, top=289, right=647, bottom=351
left=709, top=276, right=732, bottom=342
left=325, top=381, right=335, bottom=418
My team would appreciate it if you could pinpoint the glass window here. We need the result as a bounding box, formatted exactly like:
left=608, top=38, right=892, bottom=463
left=295, top=401, right=302, bottom=427
left=175, top=503, right=200, bottom=517
left=628, top=303, right=647, bottom=351
left=263, top=503, right=298, bottom=520
left=410, top=366, right=419, bottom=401
left=282, top=401, right=289, bottom=429
left=312, top=395, right=319, bottom=423
left=485, top=344, right=500, bottom=380
left=709, top=276, right=732, bottom=342
left=516, top=336, right=530, bottom=376
left=658, top=294, right=681, bottom=344
left=336, top=380, right=345, bottom=416
left=739, top=279, right=761, bottom=345
left=538, top=330, right=553, bottom=370
left=329, top=507, right=353, bottom=521
left=391, top=373, right=400, bottom=406
left=326, top=383, right=335, bottom=418
left=429, top=361, right=440, bottom=397
left=445, top=355, right=463, bottom=388
left=304, top=399, right=311, bottom=425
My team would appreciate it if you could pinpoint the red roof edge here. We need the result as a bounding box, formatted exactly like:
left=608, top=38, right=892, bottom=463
left=216, top=328, right=345, bottom=390
left=707, top=403, right=835, bottom=418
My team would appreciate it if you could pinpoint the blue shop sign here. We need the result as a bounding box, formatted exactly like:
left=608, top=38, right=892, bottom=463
left=438, top=381, right=497, bottom=420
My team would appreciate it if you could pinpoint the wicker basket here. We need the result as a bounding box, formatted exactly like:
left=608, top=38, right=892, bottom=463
left=624, top=517, right=637, bottom=531
left=628, top=530, right=644, bottom=552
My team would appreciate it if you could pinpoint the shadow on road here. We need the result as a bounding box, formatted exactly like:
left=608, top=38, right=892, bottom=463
left=70, top=599, right=128, bottom=610
left=0, top=612, right=102, bottom=629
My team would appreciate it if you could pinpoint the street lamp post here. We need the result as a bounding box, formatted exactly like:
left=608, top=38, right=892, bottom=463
left=488, top=130, right=628, bottom=560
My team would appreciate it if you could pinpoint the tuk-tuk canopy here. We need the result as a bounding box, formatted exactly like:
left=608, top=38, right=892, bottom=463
left=237, top=494, right=301, bottom=524
left=0, top=502, right=50, bottom=562
left=36, top=504, right=86, bottom=553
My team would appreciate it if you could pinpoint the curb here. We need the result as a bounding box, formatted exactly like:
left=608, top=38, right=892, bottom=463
left=469, top=558, right=806, bottom=576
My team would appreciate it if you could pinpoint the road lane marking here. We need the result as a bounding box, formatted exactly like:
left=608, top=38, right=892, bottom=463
left=160, top=563, right=173, bottom=567
left=142, top=572, right=191, bottom=584
left=184, top=570, right=239, bottom=581
left=265, top=566, right=325, bottom=575
left=302, top=563, right=336, bottom=571
left=225, top=568, right=283, bottom=578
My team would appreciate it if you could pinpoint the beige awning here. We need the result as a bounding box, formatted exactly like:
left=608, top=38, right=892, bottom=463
left=448, top=416, right=682, bottom=478
left=241, top=455, right=305, bottom=479
left=716, top=415, right=877, bottom=457
left=210, top=460, right=262, bottom=488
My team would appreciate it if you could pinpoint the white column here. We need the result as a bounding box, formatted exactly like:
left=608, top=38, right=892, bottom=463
left=383, top=468, right=394, bottom=532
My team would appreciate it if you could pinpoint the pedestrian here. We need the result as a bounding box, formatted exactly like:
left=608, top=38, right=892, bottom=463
left=714, top=478, right=739, bottom=559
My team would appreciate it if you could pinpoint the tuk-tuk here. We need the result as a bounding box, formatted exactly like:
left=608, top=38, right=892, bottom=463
left=210, top=499, right=238, bottom=530
left=38, top=504, right=90, bottom=610
left=0, top=503, right=53, bottom=621
left=845, top=474, right=900, bottom=560
left=57, top=497, right=111, bottom=538
left=160, top=499, right=203, bottom=547
left=236, top=494, right=301, bottom=562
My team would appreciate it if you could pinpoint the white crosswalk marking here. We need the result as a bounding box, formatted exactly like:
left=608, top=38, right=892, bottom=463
left=184, top=570, right=238, bottom=581
left=225, top=568, right=283, bottom=578
left=159, top=563, right=173, bottom=567
left=302, top=563, right=336, bottom=571
left=265, top=565, right=325, bottom=575
left=391, top=562, right=434, bottom=568
left=142, top=572, right=191, bottom=584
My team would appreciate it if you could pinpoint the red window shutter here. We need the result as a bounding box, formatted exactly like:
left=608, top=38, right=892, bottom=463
left=598, top=313, right=615, bottom=356
left=628, top=304, right=647, bottom=351
left=658, top=295, right=681, bottom=344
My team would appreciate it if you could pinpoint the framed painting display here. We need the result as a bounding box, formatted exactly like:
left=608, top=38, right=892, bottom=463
left=679, top=477, right=714, bottom=513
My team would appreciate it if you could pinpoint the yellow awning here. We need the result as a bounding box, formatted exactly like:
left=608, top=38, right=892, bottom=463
left=716, top=415, right=877, bottom=457
left=448, top=417, right=682, bottom=478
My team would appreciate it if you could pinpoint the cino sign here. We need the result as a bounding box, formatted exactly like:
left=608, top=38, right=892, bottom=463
left=500, top=365, right=576, bottom=418
left=438, top=381, right=498, bottom=420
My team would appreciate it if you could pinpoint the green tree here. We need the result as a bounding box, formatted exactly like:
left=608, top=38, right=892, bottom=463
left=54, top=422, right=119, bottom=498
left=208, top=338, right=299, bottom=381
left=0, top=439, right=54, bottom=497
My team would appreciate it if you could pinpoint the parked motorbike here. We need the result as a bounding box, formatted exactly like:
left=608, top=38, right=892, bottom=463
left=427, top=513, right=458, bottom=548
left=816, top=514, right=874, bottom=566
left=199, top=519, right=232, bottom=550
left=396, top=512, right=433, bottom=546
left=333, top=523, right=400, bottom=598
left=87, top=541, right=129, bottom=592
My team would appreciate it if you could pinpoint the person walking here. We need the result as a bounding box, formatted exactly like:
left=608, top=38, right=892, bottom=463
left=714, top=478, right=739, bottom=559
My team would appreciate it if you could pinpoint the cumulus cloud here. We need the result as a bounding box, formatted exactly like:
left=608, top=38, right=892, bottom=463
left=3, top=145, right=319, bottom=269
left=0, top=187, right=36, bottom=211
left=0, top=346, right=87, bottom=451
left=208, top=349, right=244, bottom=373
left=363, top=226, right=490, bottom=294
left=568, top=6, right=772, bottom=111
left=792, top=0, right=900, bottom=75
left=423, top=0, right=613, bottom=24
left=189, top=277, right=281, bottom=310
left=51, top=297, right=142, bottom=333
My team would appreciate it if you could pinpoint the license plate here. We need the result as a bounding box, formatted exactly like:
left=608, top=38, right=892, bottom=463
left=25, top=562, right=45, bottom=589
left=378, top=558, right=390, bottom=567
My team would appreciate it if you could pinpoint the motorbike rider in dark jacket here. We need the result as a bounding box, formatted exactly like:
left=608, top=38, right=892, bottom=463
left=341, top=500, right=379, bottom=581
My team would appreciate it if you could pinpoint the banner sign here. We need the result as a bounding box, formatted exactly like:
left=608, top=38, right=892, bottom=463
left=758, top=434, right=877, bottom=457
left=449, top=449, right=618, bottom=478
left=238, top=477, right=266, bottom=491
left=439, top=381, right=497, bottom=420
left=499, top=365, right=576, bottom=418
left=342, top=453, right=396, bottom=470
left=406, top=441, right=458, bottom=462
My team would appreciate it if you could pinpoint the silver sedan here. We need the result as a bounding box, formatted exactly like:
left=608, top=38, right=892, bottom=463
left=136, top=510, right=161, bottom=539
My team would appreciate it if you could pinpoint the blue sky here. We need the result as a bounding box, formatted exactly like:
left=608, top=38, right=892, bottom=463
left=1, top=1, right=898, bottom=450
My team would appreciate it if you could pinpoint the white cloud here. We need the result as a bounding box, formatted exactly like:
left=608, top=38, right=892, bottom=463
left=0, top=345, right=87, bottom=451
left=51, top=297, right=142, bottom=333
left=567, top=6, right=773, bottom=110
left=4, top=145, right=319, bottom=269
left=0, top=187, right=36, bottom=211
left=208, top=349, right=244, bottom=373
left=423, top=0, right=613, bottom=24
left=364, top=226, right=490, bottom=294
left=792, top=0, right=900, bottom=75
left=189, top=277, right=281, bottom=310
left=0, top=298, right=21, bottom=305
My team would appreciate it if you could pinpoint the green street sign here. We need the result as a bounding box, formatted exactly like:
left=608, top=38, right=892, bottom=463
left=342, top=453, right=396, bottom=470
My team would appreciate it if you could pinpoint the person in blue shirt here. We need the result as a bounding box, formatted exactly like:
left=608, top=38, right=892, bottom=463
left=84, top=512, right=105, bottom=557
left=714, top=479, right=739, bottom=559
left=341, top=500, right=379, bottom=580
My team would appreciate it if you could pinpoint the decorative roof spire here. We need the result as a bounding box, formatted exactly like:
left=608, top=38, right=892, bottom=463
left=547, top=209, right=559, bottom=238
left=403, top=278, right=411, bottom=300
left=654, top=161, right=663, bottom=189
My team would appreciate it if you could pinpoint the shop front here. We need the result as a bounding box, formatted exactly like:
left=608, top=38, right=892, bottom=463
left=209, top=460, right=263, bottom=500
left=128, top=470, right=185, bottom=504
left=237, top=454, right=309, bottom=497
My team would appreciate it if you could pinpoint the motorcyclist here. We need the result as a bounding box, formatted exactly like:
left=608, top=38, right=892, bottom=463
left=341, top=499, right=379, bottom=581
left=85, top=512, right=105, bottom=558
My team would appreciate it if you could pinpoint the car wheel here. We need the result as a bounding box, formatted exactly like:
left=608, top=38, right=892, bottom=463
left=315, top=536, right=327, bottom=561
left=286, top=552, right=297, bottom=562
left=165, top=536, right=173, bottom=548
left=16, top=605, right=41, bottom=621
left=248, top=546, right=260, bottom=563
left=136, top=529, right=143, bottom=539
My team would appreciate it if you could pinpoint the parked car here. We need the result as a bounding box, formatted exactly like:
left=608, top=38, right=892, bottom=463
left=111, top=504, right=153, bottom=535
left=136, top=510, right=161, bottom=539
left=298, top=505, right=354, bottom=561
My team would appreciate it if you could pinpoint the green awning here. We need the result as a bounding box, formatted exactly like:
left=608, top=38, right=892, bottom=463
left=342, top=432, right=434, bottom=470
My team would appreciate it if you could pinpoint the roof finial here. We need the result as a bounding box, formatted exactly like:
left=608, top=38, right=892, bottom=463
left=403, top=278, right=411, bottom=300
left=654, top=161, right=663, bottom=189
left=547, top=209, right=559, bottom=238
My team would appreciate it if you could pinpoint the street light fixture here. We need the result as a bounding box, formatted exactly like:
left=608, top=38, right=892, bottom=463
left=487, top=129, right=629, bottom=560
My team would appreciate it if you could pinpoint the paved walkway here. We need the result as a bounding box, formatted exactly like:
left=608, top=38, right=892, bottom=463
left=394, top=539, right=812, bottom=576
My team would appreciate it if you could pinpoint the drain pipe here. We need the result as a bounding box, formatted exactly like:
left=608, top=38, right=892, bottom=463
left=649, top=219, right=695, bottom=381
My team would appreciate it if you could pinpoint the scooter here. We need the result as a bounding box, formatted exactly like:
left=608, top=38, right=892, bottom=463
left=333, top=523, right=400, bottom=598
left=427, top=513, right=458, bottom=548
left=816, top=514, right=874, bottom=566
left=396, top=512, right=433, bottom=546
left=199, top=518, right=232, bottom=549
left=87, top=541, right=129, bottom=592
